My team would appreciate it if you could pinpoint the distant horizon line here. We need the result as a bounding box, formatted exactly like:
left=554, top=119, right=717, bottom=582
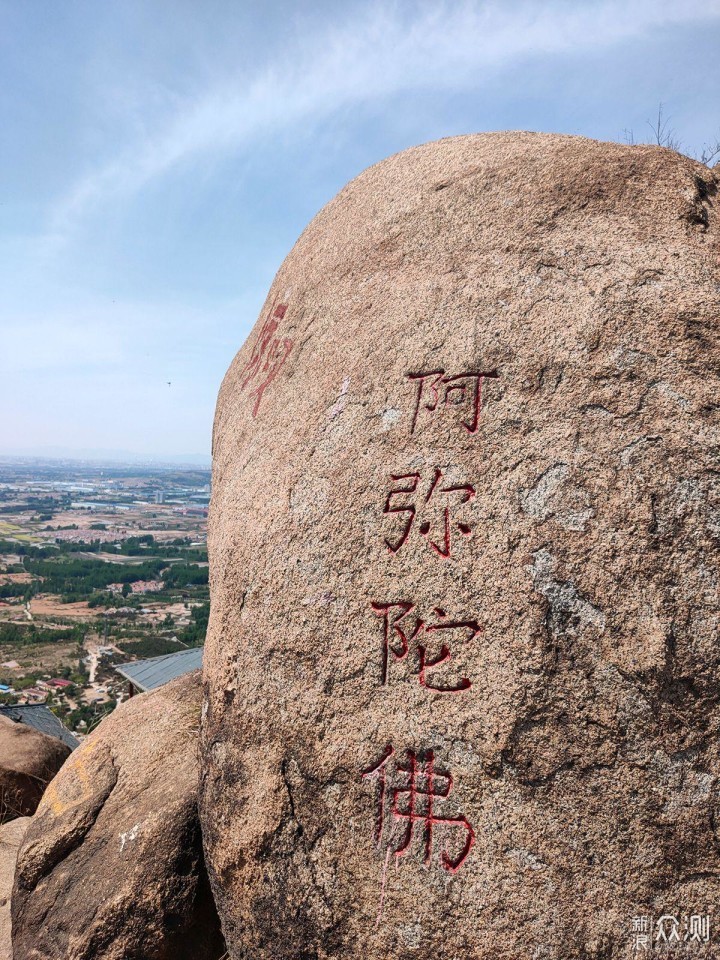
left=0, top=449, right=211, bottom=468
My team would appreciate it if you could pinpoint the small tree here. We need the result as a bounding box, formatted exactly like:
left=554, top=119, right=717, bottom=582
left=646, top=103, right=682, bottom=151
left=624, top=103, right=719, bottom=168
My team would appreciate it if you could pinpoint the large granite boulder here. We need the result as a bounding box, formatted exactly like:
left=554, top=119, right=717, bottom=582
left=201, top=133, right=720, bottom=958
left=0, top=714, right=70, bottom=822
left=12, top=671, right=225, bottom=960
left=0, top=817, right=30, bottom=960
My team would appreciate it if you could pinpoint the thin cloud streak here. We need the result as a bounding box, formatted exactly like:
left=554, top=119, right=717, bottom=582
left=49, top=0, right=720, bottom=237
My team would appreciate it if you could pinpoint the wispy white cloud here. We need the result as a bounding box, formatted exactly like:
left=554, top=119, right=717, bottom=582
left=49, top=0, right=720, bottom=236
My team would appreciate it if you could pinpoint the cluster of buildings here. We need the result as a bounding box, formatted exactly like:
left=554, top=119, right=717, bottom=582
left=0, top=675, right=76, bottom=704
left=2, top=647, right=204, bottom=751
left=107, top=580, right=164, bottom=595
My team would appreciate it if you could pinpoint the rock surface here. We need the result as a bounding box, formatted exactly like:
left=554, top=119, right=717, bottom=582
left=0, top=714, right=70, bottom=822
left=201, top=133, right=720, bottom=959
left=0, top=817, right=30, bottom=960
left=12, top=671, right=225, bottom=960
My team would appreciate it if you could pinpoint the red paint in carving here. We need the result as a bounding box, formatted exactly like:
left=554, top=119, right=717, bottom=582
left=424, top=466, right=443, bottom=503
left=417, top=644, right=471, bottom=693
left=442, top=482, right=476, bottom=502
left=362, top=746, right=475, bottom=873
left=371, top=602, right=479, bottom=691
left=426, top=613, right=481, bottom=651
left=239, top=309, right=279, bottom=392
left=383, top=469, right=475, bottom=560
left=238, top=301, right=294, bottom=417
left=372, top=601, right=423, bottom=685
left=362, top=744, right=394, bottom=845
left=408, top=369, right=499, bottom=435
left=424, top=507, right=451, bottom=558
left=383, top=473, right=420, bottom=554
left=408, top=369, right=444, bottom=434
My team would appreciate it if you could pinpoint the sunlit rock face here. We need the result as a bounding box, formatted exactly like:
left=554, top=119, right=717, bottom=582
left=0, top=816, right=29, bottom=960
left=12, top=671, right=225, bottom=960
left=0, top=715, right=70, bottom=823
left=201, top=132, right=720, bottom=959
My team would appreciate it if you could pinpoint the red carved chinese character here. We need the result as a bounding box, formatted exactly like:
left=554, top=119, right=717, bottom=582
left=383, top=467, right=475, bottom=558
left=371, top=601, right=479, bottom=691
left=362, top=746, right=475, bottom=873
left=408, top=369, right=498, bottom=435
left=239, top=301, right=294, bottom=417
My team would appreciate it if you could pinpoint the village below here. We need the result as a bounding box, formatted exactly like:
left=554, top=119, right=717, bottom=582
left=0, top=456, right=209, bottom=737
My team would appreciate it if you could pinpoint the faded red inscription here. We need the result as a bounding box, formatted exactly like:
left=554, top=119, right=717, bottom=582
left=383, top=467, right=475, bottom=558
left=371, top=601, right=480, bottom=690
left=362, top=746, right=475, bottom=873
left=408, top=369, right=498, bottom=435
left=239, top=302, right=294, bottom=417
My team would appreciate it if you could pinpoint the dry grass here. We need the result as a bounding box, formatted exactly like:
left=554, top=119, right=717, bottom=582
left=30, top=596, right=96, bottom=621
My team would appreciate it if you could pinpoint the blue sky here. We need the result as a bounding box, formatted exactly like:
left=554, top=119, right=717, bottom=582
left=2, top=0, right=719, bottom=462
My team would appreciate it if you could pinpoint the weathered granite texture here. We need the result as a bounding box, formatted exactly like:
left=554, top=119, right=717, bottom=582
left=201, top=133, right=720, bottom=959
left=13, top=671, right=225, bottom=960
left=0, top=817, right=29, bottom=960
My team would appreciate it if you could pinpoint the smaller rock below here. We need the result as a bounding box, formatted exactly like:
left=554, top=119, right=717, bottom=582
left=12, top=671, right=225, bottom=960
left=0, top=716, right=70, bottom=823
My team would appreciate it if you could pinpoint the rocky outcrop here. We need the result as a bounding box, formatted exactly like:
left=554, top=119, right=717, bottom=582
left=201, top=133, right=720, bottom=958
left=0, top=817, right=30, bottom=960
left=0, top=714, right=70, bottom=822
left=12, top=671, right=225, bottom=960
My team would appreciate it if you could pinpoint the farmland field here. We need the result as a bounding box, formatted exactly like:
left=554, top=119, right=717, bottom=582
left=0, top=457, right=210, bottom=738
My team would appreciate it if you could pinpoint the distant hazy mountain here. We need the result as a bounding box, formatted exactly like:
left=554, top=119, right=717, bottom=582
left=1, top=446, right=211, bottom=467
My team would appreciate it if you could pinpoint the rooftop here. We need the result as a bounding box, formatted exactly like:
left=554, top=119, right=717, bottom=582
left=114, top=646, right=203, bottom=692
left=0, top=704, right=79, bottom=750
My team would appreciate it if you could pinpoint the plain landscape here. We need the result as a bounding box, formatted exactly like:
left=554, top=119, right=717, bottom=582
left=0, top=457, right=209, bottom=737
